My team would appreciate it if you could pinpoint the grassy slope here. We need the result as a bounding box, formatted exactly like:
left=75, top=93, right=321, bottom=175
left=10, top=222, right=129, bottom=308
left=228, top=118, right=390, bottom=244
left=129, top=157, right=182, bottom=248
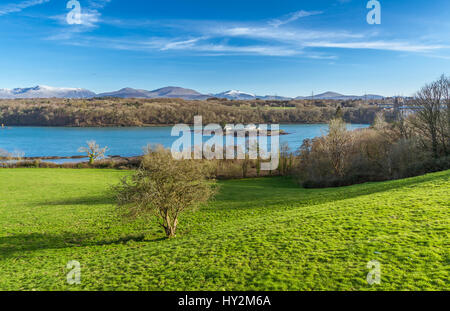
left=0, top=168, right=448, bottom=291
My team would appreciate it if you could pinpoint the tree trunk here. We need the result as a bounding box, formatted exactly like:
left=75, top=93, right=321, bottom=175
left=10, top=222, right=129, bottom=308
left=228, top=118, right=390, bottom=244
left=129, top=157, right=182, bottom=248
left=164, top=215, right=177, bottom=238
left=165, top=226, right=176, bottom=238
left=431, top=129, right=438, bottom=159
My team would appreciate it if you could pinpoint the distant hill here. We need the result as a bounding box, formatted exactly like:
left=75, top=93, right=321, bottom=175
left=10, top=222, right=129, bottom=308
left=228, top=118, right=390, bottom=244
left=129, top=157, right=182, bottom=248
left=259, top=95, right=293, bottom=100
left=98, top=86, right=209, bottom=100
left=0, top=85, right=95, bottom=99
left=296, top=91, right=384, bottom=100
left=0, top=85, right=385, bottom=100
left=97, top=88, right=152, bottom=98
left=147, top=86, right=206, bottom=99
left=214, top=90, right=384, bottom=101
left=214, top=90, right=256, bottom=100
left=213, top=90, right=292, bottom=100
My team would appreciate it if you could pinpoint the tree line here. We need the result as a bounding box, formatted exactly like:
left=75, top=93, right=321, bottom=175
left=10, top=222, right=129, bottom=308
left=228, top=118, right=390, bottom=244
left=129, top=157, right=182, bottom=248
left=0, top=97, right=386, bottom=127
left=295, top=75, right=450, bottom=187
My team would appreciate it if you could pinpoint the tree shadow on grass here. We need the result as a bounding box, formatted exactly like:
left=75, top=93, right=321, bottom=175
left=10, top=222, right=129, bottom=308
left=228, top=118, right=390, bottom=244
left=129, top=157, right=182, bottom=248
left=2, top=192, right=167, bottom=259
left=31, top=194, right=115, bottom=207
left=214, top=172, right=446, bottom=210
left=0, top=232, right=165, bottom=260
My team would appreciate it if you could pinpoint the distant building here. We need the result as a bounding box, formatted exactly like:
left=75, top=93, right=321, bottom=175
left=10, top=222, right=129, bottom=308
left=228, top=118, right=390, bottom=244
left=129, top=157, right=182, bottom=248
left=375, top=97, right=422, bottom=119
left=398, top=106, right=422, bottom=117
left=391, top=97, right=422, bottom=118
left=378, top=103, right=394, bottom=109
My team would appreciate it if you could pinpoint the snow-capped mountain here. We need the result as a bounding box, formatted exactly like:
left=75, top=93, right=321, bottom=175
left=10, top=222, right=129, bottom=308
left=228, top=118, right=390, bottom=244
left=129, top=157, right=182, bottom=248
left=0, top=85, right=385, bottom=100
left=212, top=90, right=292, bottom=100
left=98, top=87, right=209, bottom=100
left=295, top=92, right=384, bottom=100
left=0, top=85, right=95, bottom=99
left=97, top=87, right=154, bottom=99
left=147, top=86, right=207, bottom=99
left=214, top=90, right=257, bottom=100
left=259, top=95, right=292, bottom=100
left=213, top=90, right=291, bottom=100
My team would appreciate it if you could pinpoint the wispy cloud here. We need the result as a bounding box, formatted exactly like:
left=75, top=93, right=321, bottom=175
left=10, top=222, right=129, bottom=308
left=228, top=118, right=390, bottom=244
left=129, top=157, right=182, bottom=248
left=77, top=9, right=102, bottom=27
left=304, top=41, right=446, bottom=52
left=87, top=0, right=111, bottom=9
left=44, top=6, right=448, bottom=58
left=161, top=37, right=208, bottom=51
left=164, top=42, right=299, bottom=56
left=269, top=10, right=322, bottom=27
left=50, top=34, right=300, bottom=57
left=0, top=0, right=49, bottom=16
left=209, top=25, right=364, bottom=42
left=74, top=0, right=111, bottom=27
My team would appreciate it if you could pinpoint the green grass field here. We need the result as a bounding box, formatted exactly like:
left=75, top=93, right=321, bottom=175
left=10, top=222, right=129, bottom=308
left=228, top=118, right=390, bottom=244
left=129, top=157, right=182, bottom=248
left=0, top=168, right=448, bottom=291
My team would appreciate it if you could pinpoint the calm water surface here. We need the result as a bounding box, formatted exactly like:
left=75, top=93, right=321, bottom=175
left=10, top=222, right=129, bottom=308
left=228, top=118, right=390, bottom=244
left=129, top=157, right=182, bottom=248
left=0, top=124, right=369, bottom=158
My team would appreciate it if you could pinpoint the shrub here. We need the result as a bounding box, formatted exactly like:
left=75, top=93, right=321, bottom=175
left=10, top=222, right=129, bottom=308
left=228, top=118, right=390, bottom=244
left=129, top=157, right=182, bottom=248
left=295, top=124, right=449, bottom=187
left=113, top=145, right=217, bottom=238
left=78, top=140, right=109, bottom=165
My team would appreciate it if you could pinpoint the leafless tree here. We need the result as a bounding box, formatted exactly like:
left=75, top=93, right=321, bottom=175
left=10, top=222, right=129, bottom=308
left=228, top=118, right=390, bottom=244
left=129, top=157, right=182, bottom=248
left=114, top=145, right=216, bottom=238
left=411, top=74, right=449, bottom=158
left=437, top=75, right=450, bottom=155
left=0, top=149, right=24, bottom=167
left=319, top=118, right=354, bottom=177
left=278, top=142, right=294, bottom=176
left=78, top=140, right=108, bottom=165
left=0, top=149, right=11, bottom=167
left=373, top=111, right=388, bottom=131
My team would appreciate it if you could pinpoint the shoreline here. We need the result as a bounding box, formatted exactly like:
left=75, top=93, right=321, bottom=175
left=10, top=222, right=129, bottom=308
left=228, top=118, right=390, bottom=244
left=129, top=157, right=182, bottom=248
left=191, top=129, right=290, bottom=136
left=0, top=155, right=88, bottom=161
left=0, top=122, right=357, bottom=128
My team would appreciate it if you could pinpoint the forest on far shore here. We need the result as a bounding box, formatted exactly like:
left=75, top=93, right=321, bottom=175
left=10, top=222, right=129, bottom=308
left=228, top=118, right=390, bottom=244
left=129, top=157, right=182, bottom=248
left=0, top=97, right=387, bottom=127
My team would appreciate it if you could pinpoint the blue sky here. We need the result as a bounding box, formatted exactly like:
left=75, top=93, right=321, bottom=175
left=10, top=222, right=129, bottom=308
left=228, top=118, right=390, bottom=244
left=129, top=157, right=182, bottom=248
left=0, top=0, right=449, bottom=97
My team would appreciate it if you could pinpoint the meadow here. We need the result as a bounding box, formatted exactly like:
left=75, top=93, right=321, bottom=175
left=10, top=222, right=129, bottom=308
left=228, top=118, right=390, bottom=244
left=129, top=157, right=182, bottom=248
left=0, top=168, right=448, bottom=291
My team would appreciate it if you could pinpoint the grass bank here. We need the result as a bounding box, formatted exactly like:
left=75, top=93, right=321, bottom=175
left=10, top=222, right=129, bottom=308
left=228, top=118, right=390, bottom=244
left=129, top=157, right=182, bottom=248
left=0, top=169, right=448, bottom=290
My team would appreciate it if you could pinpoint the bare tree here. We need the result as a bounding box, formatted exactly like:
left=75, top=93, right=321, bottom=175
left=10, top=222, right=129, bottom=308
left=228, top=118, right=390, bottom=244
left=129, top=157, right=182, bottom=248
left=278, top=142, right=294, bottom=176
left=241, top=154, right=250, bottom=178
left=78, top=140, right=108, bottom=165
left=437, top=75, right=450, bottom=155
left=0, top=149, right=24, bottom=167
left=319, top=118, right=354, bottom=177
left=0, top=149, right=12, bottom=167
left=373, top=111, right=388, bottom=131
left=114, top=146, right=216, bottom=238
left=411, top=74, right=449, bottom=158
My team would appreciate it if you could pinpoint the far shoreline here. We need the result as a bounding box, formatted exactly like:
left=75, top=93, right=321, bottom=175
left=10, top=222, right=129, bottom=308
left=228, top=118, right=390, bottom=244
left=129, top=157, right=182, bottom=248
left=0, top=122, right=367, bottom=128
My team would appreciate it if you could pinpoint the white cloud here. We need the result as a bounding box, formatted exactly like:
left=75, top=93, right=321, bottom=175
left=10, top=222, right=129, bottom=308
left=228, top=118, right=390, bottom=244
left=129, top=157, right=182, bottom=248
left=161, top=37, right=208, bottom=51
left=269, top=10, right=323, bottom=27
left=78, top=9, right=101, bottom=27
left=0, top=0, right=50, bottom=16
left=51, top=34, right=300, bottom=57
left=167, top=43, right=299, bottom=56
left=44, top=5, right=447, bottom=59
left=211, top=25, right=364, bottom=42
left=304, top=41, right=446, bottom=52
left=87, top=0, right=111, bottom=9
left=74, top=0, right=112, bottom=27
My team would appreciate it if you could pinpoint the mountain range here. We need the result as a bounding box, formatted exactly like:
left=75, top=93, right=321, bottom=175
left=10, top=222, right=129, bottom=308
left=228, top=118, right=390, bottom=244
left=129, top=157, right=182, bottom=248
left=98, top=87, right=210, bottom=100
left=295, top=91, right=384, bottom=100
left=0, top=85, right=385, bottom=100
left=0, top=85, right=95, bottom=99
